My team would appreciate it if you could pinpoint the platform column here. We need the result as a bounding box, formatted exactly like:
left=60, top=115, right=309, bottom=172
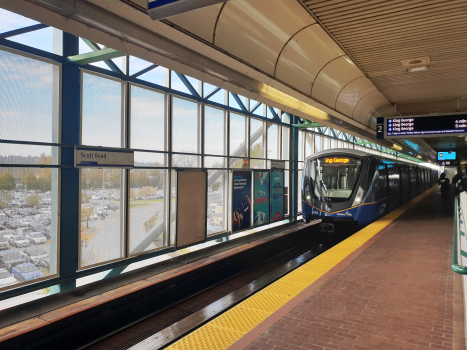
left=58, top=32, right=80, bottom=289
left=290, top=115, right=299, bottom=220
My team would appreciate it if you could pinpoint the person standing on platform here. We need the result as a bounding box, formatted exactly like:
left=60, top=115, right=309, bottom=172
left=438, top=172, right=446, bottom=185
left=440, top=178, right=451, bottom=204
left=438, top=172, right=446, bottom=193
left=453, top=172, right=463, bottom=194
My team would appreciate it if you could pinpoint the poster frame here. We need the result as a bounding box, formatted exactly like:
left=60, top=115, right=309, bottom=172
left=230, top=170, right=253, bottom=234
left=253, top=169, right=271, bottom=228
left=270, top=170, right=285, bottom=223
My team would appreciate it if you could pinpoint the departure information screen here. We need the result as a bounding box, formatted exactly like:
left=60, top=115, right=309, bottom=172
left=386, top=114, right=467, bottom=138
left=438, top=152, right=456, bottom=160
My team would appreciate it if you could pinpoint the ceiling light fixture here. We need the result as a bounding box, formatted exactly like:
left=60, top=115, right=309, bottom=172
left=406, top=66, right=428, bottom=73
left=260, top=85, right=329, bottom=120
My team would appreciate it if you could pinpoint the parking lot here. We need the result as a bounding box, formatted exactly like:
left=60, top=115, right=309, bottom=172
left=0, top=189, right=53, bottom=288
left=79, top=187, right=226, bottom=267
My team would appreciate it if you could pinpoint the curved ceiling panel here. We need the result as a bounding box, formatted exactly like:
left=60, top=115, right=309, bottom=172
left=335, top=77, right=377, bottom=118
left=275, top=25, right=344, bottom=94
left=312, top=56, right=364, bottom=108
left=215, top=0, right=315, bottom=75
left=367, top=104, right=394, bottom=130
left=167, top=3, right=223, bottom=43
left=352, top=91, right=391, bottom=128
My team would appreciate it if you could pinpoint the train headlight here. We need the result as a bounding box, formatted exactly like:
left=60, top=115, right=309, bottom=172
left=351, top=187, right=364, bottom=207
left=306, top=195, right=311, bottom=201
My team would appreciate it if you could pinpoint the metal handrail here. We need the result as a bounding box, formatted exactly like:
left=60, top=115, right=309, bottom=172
left=452, top=196, right=467, bottom=274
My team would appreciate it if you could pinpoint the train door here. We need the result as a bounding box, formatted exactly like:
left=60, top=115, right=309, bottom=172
left=377, top=164, right=388, bottom=217
left=387, top=165, right=401, bottom=211
left=400, top=166, right=410, bottom=203
left=409, top=167, right=416, bottom=199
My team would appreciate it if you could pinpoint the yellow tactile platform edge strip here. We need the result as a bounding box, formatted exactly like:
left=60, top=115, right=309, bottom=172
left=166, top=188, right=435, bottom=350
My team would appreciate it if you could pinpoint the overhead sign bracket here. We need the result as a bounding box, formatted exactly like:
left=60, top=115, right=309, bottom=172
left=148, top=0, right=229, bottom=21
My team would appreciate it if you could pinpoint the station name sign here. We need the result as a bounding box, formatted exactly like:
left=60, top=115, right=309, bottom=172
left=383, top=113, right=467, bottom=139
left=74, top=147, right=134, bottom=168
left=270, top=160, right=285, bottom=169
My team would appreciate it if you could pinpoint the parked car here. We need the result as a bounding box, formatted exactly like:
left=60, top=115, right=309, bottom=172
left=0, top=237, right=9, bottom=250
left=8, top=235, right=30, bottom=248
left=108, top=203, right=118, bottom=210
left=0, top=250, right=26, bottom=271
left=12, top=263, right=41, bottom=282
left=37, top=257, right=50, bottom=272
left=0, top=268, right=16, bottom=287
left=26, top=232, right=47, bottom=245
left=90, top=215, right=99, bottom=221
left=21, top=247, right=48, bottom=265
left=42, top=229, right=51, bottom=240
left=0, top=230, right=15, bottom=238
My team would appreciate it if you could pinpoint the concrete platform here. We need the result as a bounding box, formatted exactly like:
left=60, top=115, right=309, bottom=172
left=167, top=187, right=465, bottom=350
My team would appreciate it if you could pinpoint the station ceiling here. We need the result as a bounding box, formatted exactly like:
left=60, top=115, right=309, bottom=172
left=5, top=0, right=467, bottom=162
left=302, top=0, right=467, bottom=161
left=304, top=0, right=467, bottom=116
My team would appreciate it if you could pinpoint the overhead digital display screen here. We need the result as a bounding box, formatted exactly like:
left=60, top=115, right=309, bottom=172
left=385, top=114, right=467, bottom=138
left=438, top=152, right=456, bottom=160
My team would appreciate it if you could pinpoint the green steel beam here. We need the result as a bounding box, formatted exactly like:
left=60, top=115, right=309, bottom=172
left=68, top=48, right=125, bottom=65
left=81, top=38, right=100, bottom=52
left=292, top=122, right=322, bottom=128
left=68, top=48, right=126, bottom=65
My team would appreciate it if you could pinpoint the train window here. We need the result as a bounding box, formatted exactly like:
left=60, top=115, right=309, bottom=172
left=309, top=156, right=362, bottom=200
left=409, top=167, right=417, bottom=198
left=387, top=166, right=400, bottom=196
left=378, top=165, right=387, bottom=199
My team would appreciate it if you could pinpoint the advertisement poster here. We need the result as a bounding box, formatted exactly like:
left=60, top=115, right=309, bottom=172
left=270, top=171, right=284, bottom=222
left=254, top=171, right=270, bottom=227
left=232, top=171, right=252, bottom=232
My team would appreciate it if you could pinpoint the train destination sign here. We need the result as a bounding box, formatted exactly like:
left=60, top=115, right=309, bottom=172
left=74, top=147, right=134, bottom=168
left=324, top=158, right=349, bottom=164
left=384, top=114, right=467, bottom=138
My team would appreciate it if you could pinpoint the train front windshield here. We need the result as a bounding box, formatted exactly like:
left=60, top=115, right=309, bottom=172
left=310, top=156, right=362, bottom=200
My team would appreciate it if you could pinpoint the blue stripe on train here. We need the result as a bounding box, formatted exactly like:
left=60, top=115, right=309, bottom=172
left=303, top=200, right=388, bottom=229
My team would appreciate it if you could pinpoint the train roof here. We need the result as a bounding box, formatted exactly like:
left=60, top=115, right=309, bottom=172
left=305, top=148, right=435, bottom=170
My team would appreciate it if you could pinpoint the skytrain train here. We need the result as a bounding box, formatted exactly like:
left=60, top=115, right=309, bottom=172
left=301, top=149, right=438, bottom=233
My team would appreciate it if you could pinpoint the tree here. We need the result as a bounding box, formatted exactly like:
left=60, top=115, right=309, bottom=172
left=0, top=192, right=13, bottom=209
left=82, top=169, right=104, bottom=190
left=130, top=170, right=149, bottom=187
left=81, top=193, right=89, bottom=204
left=37, top=154, right=52, bottom=191
left=81, top=207, right=94, bottom=228
left=27, top=194, right=41, bottom=207
left=0, top=171, right=16, bottom=190
left=249, top=142, right=264, bottom=169
left=137, top=186, right=154, bottom=205
left=23, top=169, right=39, bottom=190
left=130, top=189, right=136, bottom=201
left=108, top=169, right=121, bottom=189
left=149, top=168, right=163, bottom=188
